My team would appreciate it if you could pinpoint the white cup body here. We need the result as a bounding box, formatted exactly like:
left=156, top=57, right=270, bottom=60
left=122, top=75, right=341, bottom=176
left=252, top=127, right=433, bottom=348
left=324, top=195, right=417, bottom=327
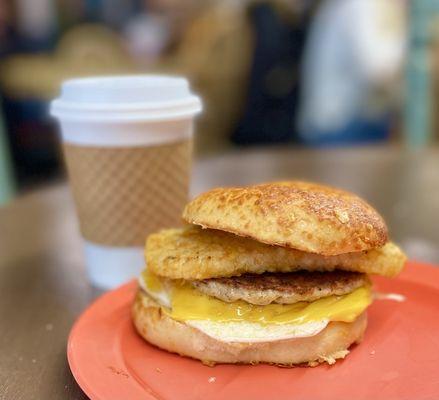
left=58, top=117, right=194, bottom=148
left=84, top=241, right=145, bottom=289
left=51, top=75, right=201, bottom=289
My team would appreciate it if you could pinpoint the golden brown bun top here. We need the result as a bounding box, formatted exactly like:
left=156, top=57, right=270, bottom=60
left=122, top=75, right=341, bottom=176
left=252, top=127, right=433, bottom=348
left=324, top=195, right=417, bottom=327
left=183, top=181, right=388, bottom=255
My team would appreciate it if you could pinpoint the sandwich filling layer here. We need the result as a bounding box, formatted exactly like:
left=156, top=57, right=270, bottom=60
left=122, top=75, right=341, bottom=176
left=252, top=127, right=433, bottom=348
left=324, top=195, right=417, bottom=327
left=139, top=270, right=372, bottom=343
left=193, top=270, right=369, bottom=305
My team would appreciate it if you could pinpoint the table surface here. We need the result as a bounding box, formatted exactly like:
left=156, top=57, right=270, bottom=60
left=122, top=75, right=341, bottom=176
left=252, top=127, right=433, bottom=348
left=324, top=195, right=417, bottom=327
left=1, top=145, right=438, bottom=400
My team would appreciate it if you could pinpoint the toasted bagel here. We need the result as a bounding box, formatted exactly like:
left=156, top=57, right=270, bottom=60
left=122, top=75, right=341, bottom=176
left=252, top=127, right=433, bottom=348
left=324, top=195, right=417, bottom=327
left=183, top=181, right=387, bottom=255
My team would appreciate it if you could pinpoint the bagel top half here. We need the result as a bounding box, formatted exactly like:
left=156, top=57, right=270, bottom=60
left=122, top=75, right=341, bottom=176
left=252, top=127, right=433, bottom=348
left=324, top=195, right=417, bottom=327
left=182, top=181, right=388, bottom=256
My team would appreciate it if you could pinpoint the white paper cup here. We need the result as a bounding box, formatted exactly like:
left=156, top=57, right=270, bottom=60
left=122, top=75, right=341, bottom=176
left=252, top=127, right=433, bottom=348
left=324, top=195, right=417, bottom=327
left=50, top=75, right=202, bottom=289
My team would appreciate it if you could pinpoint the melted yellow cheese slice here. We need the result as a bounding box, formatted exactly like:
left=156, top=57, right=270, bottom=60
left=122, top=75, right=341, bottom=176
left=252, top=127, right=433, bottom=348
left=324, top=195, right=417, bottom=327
left=144, top=269, right=163, bottom=292
left=141, top=270, right=372, bottom=326
left=169, top=284, right=371, bottom=325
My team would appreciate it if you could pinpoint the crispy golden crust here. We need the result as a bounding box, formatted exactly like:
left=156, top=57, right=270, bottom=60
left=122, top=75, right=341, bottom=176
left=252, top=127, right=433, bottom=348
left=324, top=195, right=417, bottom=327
left=193, top=271, right=369, bottom=305
left=146, top=226, right=406, bottom=280
left=132, top=290, right=367, bottom=366
left=183, top=181, right=388, bottom=255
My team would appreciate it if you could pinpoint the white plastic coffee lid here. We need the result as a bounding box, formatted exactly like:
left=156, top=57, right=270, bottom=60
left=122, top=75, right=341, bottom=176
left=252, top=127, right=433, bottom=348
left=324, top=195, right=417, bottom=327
left=50, top=75, right=202, bottom=122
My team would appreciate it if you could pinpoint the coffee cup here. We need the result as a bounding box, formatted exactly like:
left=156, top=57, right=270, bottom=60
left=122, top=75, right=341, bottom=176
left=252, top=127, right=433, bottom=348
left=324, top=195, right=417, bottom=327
left=51, top=75, right=202, bottom=288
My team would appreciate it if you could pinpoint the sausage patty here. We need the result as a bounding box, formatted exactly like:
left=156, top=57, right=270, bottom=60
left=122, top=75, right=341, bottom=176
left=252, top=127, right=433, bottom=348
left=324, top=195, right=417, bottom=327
left=192, top=270, right=369, bottom=305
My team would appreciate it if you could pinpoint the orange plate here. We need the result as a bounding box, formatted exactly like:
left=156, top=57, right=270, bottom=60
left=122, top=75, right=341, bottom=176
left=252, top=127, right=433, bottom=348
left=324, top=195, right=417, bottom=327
left=68, top=261, right=439, bottom=400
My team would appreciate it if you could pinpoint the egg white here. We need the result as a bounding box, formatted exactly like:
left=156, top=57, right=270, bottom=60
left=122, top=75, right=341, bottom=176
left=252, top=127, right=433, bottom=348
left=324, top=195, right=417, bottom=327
left=186, top=319, right=328, bottom=343
left=139, top=274, right=328, bottom=343
left=138, top=274, right=171, bottom=308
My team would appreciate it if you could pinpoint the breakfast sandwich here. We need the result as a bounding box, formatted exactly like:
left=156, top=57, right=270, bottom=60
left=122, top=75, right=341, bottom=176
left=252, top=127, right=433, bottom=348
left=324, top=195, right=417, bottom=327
left=132, top=181, right=406, bottom=366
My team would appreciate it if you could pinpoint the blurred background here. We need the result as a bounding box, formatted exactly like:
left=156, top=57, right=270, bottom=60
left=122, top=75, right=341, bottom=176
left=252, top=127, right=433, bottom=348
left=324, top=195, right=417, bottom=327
left=0, top=0, right=436, bottom=201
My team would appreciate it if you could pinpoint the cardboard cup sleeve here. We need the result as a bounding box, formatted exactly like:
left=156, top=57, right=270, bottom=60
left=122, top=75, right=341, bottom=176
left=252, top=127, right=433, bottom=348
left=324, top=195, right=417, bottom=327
left=63, top=140, right=192, bottom=246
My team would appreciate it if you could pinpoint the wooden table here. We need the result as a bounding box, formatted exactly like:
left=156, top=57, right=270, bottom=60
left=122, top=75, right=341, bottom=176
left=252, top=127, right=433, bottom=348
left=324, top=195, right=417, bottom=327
left=1, top=146, right=438, bottom=399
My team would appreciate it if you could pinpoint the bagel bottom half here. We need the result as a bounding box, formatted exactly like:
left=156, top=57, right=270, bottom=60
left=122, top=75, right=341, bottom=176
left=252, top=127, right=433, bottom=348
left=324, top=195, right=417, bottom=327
left=132, top=290, right=367, bottom=366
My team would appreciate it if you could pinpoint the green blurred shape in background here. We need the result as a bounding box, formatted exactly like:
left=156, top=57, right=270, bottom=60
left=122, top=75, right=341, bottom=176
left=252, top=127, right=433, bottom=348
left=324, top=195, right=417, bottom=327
left=405, top=0, right=439, bottom=147
left=0, top=108, right=15, bottom=205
